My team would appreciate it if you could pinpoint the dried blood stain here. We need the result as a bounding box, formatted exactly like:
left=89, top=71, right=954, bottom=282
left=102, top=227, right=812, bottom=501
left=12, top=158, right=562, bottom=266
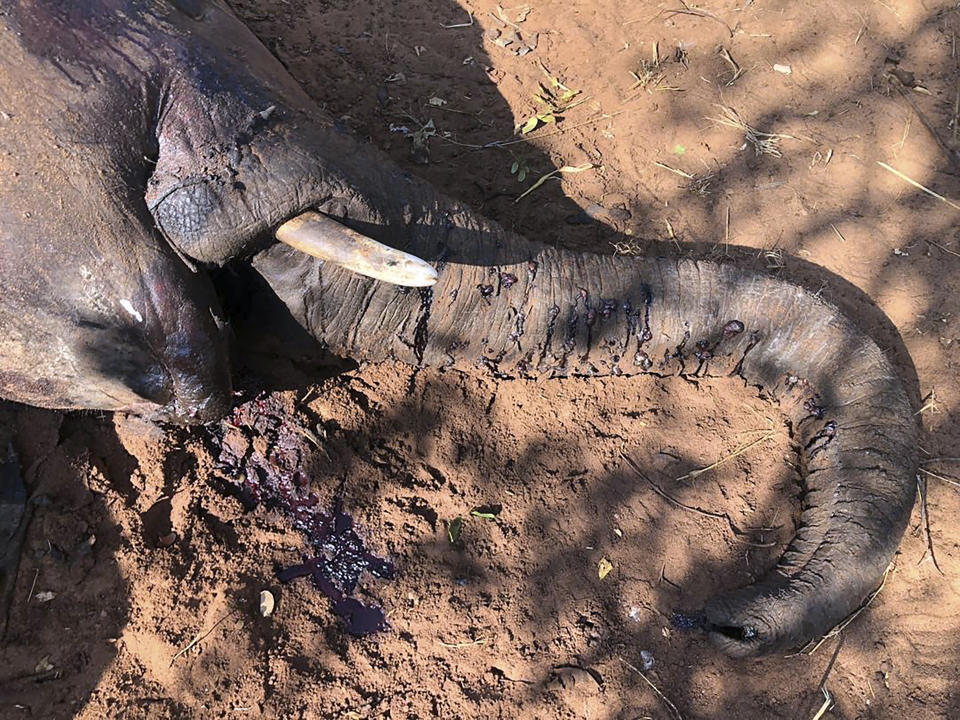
left=216, top=394, right=394, bottom=635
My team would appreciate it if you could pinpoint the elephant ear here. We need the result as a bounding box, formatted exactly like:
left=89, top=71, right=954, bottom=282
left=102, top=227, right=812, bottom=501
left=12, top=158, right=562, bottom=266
left=0, top=1, right=233, bottom=421
left=145, top=0, right=344, bottom=265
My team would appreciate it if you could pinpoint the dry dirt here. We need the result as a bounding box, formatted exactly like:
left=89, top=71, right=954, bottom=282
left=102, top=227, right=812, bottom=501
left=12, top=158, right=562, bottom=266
left=3, top=0, right=960, bottom=717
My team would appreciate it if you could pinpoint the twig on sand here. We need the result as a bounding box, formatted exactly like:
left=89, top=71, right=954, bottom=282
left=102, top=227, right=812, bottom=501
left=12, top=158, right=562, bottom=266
left=659, top=563, right=681, bottom=591
left=807, top=635, right=844, bottom=719
left=626, top=455, right=727, bottom=523
left=170, top=607, right=241, bottom=666
left=916, top=473, right=944, bottom=575
left=925, top=239, right=960, bottom=258
left=621, top=453, right=778, bottom=547
left=654, top=161, right=695, bottom=179
left=618, top=656, right=684, bottom=720
left=658, top=0, right=735, bottom=38
left=717, top=46, right=744, bottom=84
left=26, top=568, right=38, bottom=605
left=876, top=161, right=960, bottom=211
left=514, top=163, right=597, bottom=202
left=888, top=77, right=960, bottom=172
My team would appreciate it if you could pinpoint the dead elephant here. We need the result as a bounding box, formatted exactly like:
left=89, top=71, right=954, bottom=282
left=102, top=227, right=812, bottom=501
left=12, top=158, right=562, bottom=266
left=0, top=0, right=918, bottom=657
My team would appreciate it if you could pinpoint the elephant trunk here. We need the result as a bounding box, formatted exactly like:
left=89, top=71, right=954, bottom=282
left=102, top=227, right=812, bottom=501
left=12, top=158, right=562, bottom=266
left=252, top=196, right=917, bottom=656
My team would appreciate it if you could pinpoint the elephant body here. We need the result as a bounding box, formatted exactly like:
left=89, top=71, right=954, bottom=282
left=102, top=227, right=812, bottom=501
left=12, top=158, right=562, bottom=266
left=0, top=0, right=919, bottom=656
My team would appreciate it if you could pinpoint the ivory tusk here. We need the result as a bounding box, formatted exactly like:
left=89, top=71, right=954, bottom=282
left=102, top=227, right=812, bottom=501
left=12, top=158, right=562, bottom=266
left=275, top=211, right=438, bottom=287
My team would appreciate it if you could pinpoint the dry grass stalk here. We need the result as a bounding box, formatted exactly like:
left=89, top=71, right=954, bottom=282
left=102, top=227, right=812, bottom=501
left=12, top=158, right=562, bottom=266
left=653, top=161, right=714, bottom=197
left=718, top=46, right=743, bottom=84
left=674, top=431, right=775, bottom=482
left=811, top=688, right=833, bottom=720
left=653, top=161, right=714, bottom=196
left=876, top=161, right=960, bottom=210
left=687, top=173, right=715, bottom=196
left=953, top=82, right=959, bottom=142
left=914, top=388, right=941, bottom=415
left=439, top=636, right=488, bottom=648
left=919, top=467, right=960, bottom=489
left=630, top=63, right=665, bottom=91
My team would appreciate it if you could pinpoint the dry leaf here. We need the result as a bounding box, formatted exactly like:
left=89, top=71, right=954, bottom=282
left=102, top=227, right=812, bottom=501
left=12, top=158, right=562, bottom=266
left=598, top=557, right=613, bottom=579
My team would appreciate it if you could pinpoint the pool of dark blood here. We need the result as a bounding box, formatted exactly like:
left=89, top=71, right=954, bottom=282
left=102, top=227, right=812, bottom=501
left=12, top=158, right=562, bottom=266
left=215, top=394, right=394, bottom=635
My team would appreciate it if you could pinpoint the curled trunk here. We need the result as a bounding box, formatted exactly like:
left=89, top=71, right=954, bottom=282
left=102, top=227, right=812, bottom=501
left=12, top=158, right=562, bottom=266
left=253, top=199, right=917, bottom=656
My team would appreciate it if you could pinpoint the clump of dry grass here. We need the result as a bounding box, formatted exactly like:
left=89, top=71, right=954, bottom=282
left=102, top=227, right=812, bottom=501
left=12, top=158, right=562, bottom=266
left=630, top=62, right=665, bottom=91
left=653, top=161, right=715, bottom=196
left=761, top=247, right=786, bottom=269
left=611, top=238, right=645, bottom=256
left=710, top=105, right=794, bottom=157
left=687, top=173, right=715, bottom=196
left=629, top=41, right=666, bottom=92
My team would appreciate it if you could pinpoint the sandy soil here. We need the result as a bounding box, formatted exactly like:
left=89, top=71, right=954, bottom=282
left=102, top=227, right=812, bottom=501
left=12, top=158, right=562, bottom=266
left=2, top=0, right=960, bottom=717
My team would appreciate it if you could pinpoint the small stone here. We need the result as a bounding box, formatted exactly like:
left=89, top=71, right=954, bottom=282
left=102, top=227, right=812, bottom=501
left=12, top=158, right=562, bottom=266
left=640, top=649, right=655, bottom=670
left=259, top=590, right=275, bottom=618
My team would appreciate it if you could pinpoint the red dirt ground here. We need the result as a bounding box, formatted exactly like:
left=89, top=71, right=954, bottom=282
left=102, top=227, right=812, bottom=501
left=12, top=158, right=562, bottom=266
left=2, top=0, right=960, bottom=717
